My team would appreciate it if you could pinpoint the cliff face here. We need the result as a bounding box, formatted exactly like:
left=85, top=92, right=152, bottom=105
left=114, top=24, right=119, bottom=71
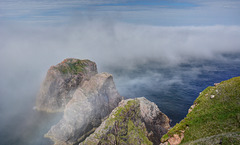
left=36, top=58, right=97, bottom=112
left=36, top=58, right=171, bottom=145
left=37, top=59, right=240, bottom=145
left=161, top=76, right=240, bottom=145
left=81, top=97, right=170, bottom=145
left=45, top=73, right=122, bottom=145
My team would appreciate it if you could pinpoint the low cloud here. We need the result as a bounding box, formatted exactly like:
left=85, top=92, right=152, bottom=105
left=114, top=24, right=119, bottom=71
left=1, top=20, right=240, bottom=81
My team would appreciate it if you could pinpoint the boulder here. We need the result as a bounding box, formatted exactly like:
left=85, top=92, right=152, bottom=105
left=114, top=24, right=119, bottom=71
left=36, top=58, right=97, bottom=112
left=80, top=97, right=170, bottom=145
left=45, top=73, right=122, bottom=145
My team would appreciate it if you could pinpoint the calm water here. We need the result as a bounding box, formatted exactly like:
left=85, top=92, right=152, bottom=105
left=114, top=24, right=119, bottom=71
left=0, top=55, right=240, bottom=145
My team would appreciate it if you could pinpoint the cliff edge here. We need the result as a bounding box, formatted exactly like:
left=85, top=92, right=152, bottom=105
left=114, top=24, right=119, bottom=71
left=161, top=76, right=240, bottom=145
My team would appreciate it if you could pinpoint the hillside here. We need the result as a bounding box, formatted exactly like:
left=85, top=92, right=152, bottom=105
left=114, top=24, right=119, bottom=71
left=161, top=76, right=240, bottom=144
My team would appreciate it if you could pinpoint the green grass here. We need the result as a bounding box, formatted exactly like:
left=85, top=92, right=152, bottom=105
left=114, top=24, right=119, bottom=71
left=161, top=76, right=240, bottom=144
left=55, top=59, right=90, bottom=75
left=127, top=119, right=152, bottom=145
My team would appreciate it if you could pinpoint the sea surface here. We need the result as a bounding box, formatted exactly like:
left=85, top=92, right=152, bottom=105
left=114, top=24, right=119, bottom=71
left=0, top=54, right=240, bottom=145
left=111, top=55, right=240, bottom=125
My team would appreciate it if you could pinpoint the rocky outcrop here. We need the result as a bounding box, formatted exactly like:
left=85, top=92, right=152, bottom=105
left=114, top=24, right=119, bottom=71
left=36, top=58, right=97, bottom=112
left=45, top=73, right=122, bottom=145
left=80, top=97, right=170, bottom=145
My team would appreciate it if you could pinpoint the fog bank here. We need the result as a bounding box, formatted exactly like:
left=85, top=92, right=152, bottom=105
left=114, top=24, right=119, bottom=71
left=0, top=21, right=240, bottom=144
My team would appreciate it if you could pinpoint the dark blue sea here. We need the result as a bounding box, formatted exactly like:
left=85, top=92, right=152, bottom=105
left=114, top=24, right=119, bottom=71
left=109, top=54, right=240, bottom=125
left=0, top=54, right=240, bottom=145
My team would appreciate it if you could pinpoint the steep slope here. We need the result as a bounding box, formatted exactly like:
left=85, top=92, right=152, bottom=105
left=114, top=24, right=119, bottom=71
left=36, top=58, right=97, bottom=112
left=81, top=97, right=170, bottom=145
left=45, top=73, right=122, bottom=145
left=161, top=76, right=240, bottom=145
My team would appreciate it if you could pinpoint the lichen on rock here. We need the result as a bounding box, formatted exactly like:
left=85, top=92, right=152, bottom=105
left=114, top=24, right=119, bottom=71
left=36, top=58, right=97, bottom=112
left=80, top=97, right=170, bottom=145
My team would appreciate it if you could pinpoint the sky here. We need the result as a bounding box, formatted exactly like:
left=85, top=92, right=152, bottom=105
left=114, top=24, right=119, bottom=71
left=0, top=0, right=240, bottom=26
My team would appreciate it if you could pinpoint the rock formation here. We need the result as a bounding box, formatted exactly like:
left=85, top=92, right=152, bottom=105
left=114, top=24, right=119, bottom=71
left=80, top=97, right=170, bottom=145
left=45, top=73, right=123, bottom=145
left=36, top=58, right=172, bottom=145
left=36, top=58, right=97, bottom=112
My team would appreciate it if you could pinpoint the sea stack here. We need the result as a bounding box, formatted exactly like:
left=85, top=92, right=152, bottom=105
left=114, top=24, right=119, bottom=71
left=36, top=58, right=98, bottom=112
left=45, top=73, right=123, bottom=145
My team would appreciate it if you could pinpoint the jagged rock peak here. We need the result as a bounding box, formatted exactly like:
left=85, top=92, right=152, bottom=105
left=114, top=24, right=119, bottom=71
left=45, top=72, right=123, bottom=145
left=35, top=58, right=98, bottom=112
left=80, top=97, right=170, bottom=145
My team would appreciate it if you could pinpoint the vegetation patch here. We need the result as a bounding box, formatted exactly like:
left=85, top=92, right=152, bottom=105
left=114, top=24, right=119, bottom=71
left=85, top=99, right=153, bottom=144
left=161, top=76, right=240, bottom=144
left=54, top=59, right=90, bottom=75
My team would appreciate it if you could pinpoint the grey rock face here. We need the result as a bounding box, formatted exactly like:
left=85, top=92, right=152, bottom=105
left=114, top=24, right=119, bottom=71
left=45, top=73, right=122, bottom=145
left=80, top=97, right=170, bottom=145
left=36, top=58, right=97, bottom=112
left=139, top=97, right=171, bottom=144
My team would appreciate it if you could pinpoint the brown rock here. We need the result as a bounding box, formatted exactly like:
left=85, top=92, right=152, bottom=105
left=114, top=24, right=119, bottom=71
left=214, top=83, right=220, bottom=86
left=188, top=103, right=196, bottom=113
left=168, top=133, right=184, bottom=145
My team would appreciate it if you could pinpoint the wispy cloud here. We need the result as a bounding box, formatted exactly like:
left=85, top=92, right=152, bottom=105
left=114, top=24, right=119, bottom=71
left=1, top=21, right=240, bottom=72
left=1, top=0, right=240, bottom=25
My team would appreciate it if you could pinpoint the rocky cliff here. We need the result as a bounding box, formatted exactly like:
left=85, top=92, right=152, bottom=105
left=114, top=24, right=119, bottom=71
left=45, top=72, right=122, bottom=145
left=36, top=58, right=97, bottom=112
left=80, top=97, right=170, bottom=145
left=161, top=76, right=240, bottom=145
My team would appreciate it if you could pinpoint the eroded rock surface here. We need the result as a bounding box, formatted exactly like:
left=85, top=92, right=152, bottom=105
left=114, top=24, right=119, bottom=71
left=36, top=58, right=97, bottom=112
left=80, top=97, right=170, bottom=145
left=45, top=73, right=122, bottom=145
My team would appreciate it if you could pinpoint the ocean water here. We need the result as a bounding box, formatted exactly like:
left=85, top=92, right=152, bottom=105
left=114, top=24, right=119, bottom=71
left=111, top=55, right=240, bottom=125
left=0, top=55, right=240, bottom=145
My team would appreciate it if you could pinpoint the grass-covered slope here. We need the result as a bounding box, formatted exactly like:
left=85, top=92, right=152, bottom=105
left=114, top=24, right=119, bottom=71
left=161, top=76, right=240, bottom=144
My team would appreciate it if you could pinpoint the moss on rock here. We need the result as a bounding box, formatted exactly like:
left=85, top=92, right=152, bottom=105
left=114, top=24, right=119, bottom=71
left=36, top=58, right=98, bottom=112
left=81, top=98, right=170, bottom=145
left=95, top=99, right=152, bottom=145
left=54, top=58, right=93, bottom=75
